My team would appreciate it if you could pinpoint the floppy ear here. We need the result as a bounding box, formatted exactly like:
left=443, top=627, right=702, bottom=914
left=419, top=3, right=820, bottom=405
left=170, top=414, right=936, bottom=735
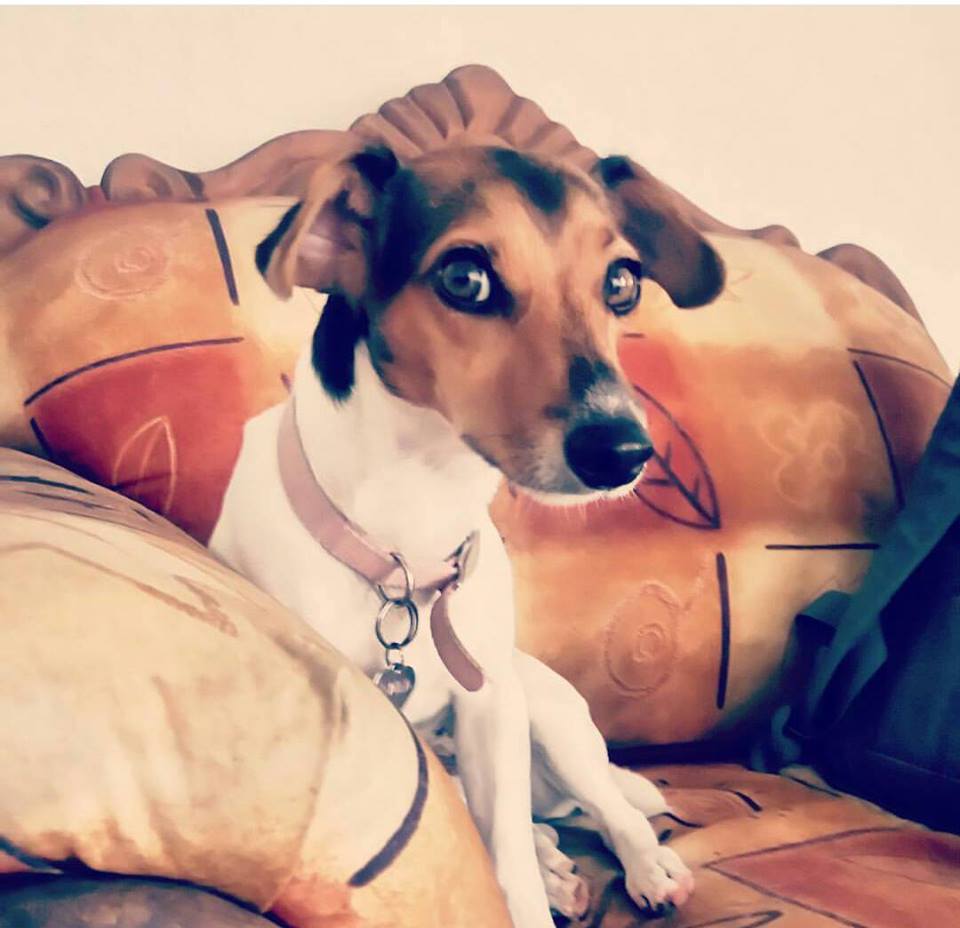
left=594, top=156, right=725, bottom=308
left=256, top=146, right=399, bottom=300
left=257, top=146, right=398, bottom=401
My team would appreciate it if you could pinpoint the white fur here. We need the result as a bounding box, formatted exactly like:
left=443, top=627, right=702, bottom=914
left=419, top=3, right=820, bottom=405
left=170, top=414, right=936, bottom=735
left=210, top=344, right=692, bottom=926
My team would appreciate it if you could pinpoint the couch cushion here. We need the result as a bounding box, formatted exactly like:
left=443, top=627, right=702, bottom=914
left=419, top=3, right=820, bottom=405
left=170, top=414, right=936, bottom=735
left=0, top=449, right=510, bottom=928
left=492, top=234, right=952, bottom=746
left=557, top=762, right=960, bottom=928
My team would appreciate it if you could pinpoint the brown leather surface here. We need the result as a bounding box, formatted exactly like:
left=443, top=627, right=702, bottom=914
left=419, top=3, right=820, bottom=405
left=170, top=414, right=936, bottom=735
left=555, top=763, right=960, bottom=927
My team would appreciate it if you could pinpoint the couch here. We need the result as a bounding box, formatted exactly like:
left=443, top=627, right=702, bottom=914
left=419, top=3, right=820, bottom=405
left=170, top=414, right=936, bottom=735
left=1, top=65, right=957, bottom=928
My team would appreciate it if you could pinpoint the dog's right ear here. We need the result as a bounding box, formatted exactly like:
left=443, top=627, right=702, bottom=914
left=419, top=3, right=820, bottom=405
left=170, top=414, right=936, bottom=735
left=256, top=146, right=399, bottom=300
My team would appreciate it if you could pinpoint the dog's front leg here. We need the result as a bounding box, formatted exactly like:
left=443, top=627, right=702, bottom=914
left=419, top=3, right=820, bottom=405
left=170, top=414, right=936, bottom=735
left=518, top=652, right=693, bottom=915
left=455, top=676, right=554, bottom=928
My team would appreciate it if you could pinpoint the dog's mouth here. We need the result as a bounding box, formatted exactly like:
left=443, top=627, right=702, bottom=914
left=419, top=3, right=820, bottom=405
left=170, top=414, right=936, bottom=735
left=468, top=413, right=653, bottom=507
left=509, top=472, right=646, bottom=508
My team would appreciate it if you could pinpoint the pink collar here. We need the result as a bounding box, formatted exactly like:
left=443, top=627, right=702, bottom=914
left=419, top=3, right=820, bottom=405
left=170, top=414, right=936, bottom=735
left=277, top=399, right=484, bottom=692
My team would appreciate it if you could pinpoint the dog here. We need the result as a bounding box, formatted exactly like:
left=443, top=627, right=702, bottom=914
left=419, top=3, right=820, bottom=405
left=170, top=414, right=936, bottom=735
left=209, top=143, right=724, bottom=927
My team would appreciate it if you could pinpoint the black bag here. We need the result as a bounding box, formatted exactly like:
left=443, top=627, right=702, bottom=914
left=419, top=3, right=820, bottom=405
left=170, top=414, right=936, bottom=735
left=754, top=376, right=960, bottom=834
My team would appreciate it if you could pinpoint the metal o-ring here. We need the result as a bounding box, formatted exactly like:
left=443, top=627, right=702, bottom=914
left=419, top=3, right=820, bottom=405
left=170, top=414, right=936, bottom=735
left=377, top=553, right=415, bottom=604
left=375, top=598, right=419, bottom=650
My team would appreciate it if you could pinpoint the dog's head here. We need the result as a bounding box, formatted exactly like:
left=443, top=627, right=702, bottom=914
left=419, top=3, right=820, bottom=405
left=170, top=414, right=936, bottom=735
left=257, top=145, right=724, bottom=502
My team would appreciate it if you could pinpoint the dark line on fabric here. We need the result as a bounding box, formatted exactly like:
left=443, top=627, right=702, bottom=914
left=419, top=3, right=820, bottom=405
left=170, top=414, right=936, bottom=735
left=23, top=337, right=245, bottom=406
left=29, top=418, right=54, bottom=458
left=19, top=491, right=114, bottom=511
left=709, top=826, right=902, bottom=865
left=707, top=868, right=868, bottom=928
left=348, top=724, right=429, bottom=886
left=852, top=360, right=905, bottom=509
left=205, top=208, right=240, bottom=305
left=716, top=552, right=731, bottom=709
left=723, top=788, right=763, bottom=812
left=631, top=383, right=722, bottom=530
left=684, top=912, right=783, bottom=928
left=0, top=474, right=92, bottom=494
left=659, top=811, right=705, bottom=829
left=765, top=543, right=879, bottom=551
left=847, top=347, right=953, bottom=389
left=782, top=773, right=843, bottom=797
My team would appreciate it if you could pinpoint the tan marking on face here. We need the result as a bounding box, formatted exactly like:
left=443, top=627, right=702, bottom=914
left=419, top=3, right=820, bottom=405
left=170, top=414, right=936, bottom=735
left=373, top=172, right=642, bottom=489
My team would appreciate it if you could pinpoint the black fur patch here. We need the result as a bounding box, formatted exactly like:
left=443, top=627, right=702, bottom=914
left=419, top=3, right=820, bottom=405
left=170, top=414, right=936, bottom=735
left=351, top=146, right=399, bottom=192
left=311, top=293, right=366, bottom=401
left=596, top=155, right=635, bottom=188
left=255, top=202, right=301, bottom=277
left=568, top=356, right=615, bottom=402
left=369, top=170, right=465, bottom=302
left=490, top=148, right=566, bottom=215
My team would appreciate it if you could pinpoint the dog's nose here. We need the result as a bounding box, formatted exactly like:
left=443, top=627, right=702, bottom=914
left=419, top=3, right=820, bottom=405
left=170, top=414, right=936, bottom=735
left=564, top=417, right=654, bottom=490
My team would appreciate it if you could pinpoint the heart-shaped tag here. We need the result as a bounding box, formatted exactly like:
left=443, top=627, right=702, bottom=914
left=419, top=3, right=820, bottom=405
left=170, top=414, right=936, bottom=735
left=373, top=663, right=416, bottom=709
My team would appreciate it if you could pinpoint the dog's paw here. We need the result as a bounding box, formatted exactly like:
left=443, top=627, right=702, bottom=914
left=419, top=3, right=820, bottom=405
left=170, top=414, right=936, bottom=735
left=533, top=823, right=590, bottom=920
left=625, top=845, right=694, bottom=917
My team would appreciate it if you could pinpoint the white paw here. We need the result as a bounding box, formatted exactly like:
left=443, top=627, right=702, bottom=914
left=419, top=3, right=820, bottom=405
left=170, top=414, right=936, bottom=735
left=624, top=844, right=694, bottom=915
left=533, top=823, right=590, bottom=919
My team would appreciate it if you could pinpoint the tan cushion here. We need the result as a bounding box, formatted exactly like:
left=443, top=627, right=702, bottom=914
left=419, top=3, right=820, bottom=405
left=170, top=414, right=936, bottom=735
left=0, top=449, right=509, bottom=928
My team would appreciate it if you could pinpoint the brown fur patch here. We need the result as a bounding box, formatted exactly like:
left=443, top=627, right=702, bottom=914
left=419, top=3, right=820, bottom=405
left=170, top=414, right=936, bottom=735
left=371, top=175, right=635, bottom=486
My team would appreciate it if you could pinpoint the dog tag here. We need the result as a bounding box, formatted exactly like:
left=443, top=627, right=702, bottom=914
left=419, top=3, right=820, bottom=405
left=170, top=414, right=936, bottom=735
left=373, top=662, right=416, bottom=709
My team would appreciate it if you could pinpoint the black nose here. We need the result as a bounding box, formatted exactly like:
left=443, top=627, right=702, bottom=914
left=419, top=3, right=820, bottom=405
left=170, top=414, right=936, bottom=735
left=564, top=417, right=654, bottom=490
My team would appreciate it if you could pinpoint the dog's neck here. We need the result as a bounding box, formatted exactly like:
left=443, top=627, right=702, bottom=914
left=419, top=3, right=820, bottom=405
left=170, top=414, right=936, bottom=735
left=292, top=345, right=502, bottom=566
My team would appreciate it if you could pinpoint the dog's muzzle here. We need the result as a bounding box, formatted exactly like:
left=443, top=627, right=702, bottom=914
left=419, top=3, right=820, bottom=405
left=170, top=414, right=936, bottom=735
left=563, top=416, right=654, bottom=490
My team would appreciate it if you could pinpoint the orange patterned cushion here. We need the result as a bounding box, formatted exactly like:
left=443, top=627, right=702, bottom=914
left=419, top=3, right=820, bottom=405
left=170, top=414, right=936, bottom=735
left=492, top=235, right=951, bottom=746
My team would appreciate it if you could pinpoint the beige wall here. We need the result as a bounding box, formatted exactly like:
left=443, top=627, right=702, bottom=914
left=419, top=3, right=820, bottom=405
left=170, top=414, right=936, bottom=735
left=2, top=6, right=957, bottom=370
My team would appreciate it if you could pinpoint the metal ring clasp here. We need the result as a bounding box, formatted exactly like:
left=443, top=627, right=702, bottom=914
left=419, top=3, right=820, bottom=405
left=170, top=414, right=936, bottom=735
left=376, top=552, right=415, bottom=604
left=375, top=598, right=420, bottom=651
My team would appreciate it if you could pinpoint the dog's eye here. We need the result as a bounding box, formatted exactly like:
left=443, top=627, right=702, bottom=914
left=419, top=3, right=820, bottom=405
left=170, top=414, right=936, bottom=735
left=604, top=259, right=643, bottom=316
left=433, top=248, right=503, bottom=314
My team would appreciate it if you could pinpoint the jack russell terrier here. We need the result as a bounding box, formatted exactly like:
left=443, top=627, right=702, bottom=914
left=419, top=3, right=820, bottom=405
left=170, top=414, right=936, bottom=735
left=209, top=144, right=724, bottom=927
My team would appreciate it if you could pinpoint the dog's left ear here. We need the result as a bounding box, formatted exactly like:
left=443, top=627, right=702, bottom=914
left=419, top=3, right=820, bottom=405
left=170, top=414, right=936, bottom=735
left=256, top=146, right=399, bottom=300
left=594, top=156, right=725, bottom=308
